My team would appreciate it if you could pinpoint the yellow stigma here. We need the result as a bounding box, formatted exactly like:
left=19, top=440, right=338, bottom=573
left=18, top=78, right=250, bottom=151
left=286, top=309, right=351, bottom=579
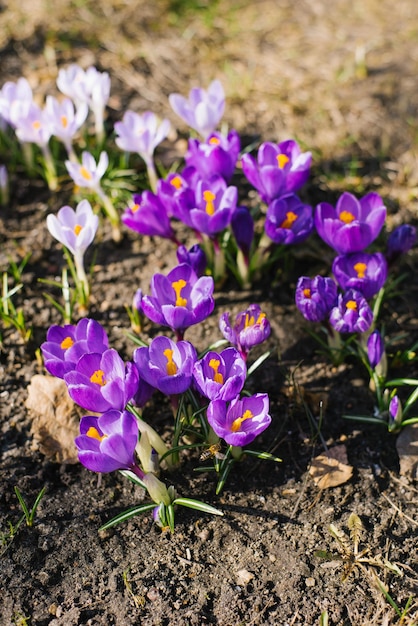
left=277, top=154, right=290, bottom=169
left=86, top=426, right=107, bottom=442
left=209, top=358, right=224, bottom=384
left=231, top=409, right=253, bottom=432
left=280, top=211, right=298, bottom=229
left=172, top=279, right=187, bottom=307
left=80, top=166, right=93, bottom=181
left=353, top=262, right=367, bottom=279
left=60, top=336, right=74, bottom=350
left=245, top=312, right=266, bottom=328
left=131, top=203, right=140, bottom=213
left=346, top=300, right=357, bottom=310
left=90, top=369, right=106, bottom=386
left=61, top=115, right=68, bottom=128
left=74, top=224, right=83, bottom=236
left=204, top=190, right=216, bottom=216
left=163, top=348, right=177, bottom=376
left=209, top=137, right=221, bottom=145
left=170, top=176, right=183, bottom=190
left=32, top=120, right=41, bottom=130
left=303, top=288, right=311, bottom=299
left=339, top=210, right=355, bottom=224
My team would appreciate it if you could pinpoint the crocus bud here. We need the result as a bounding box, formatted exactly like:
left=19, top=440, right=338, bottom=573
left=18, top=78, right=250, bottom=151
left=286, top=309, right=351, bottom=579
left=388, top=395, right=402, bottom=432
left=0, top=164, right=9, bottom=206
left=367, top=330, right=384, bottom=370
left=387, top=224, right=417, bottom=262
left=142, top=473, right=171, bottom=505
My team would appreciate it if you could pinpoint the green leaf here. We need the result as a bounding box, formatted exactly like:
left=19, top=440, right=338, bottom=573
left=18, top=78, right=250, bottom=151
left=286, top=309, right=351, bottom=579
left=167, top=504, right=175, bottom=533
left=246, top=351, right=270, bottom=378
left=243, top=449, right=282, bottom=462
left=173, top=497, right=223, bottom=516
left=99, top=503, right=156, bottom=531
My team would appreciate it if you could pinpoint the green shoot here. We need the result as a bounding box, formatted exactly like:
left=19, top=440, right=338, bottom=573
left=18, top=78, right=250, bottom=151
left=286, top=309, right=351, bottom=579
left=14, top=486, right=46, bottom=527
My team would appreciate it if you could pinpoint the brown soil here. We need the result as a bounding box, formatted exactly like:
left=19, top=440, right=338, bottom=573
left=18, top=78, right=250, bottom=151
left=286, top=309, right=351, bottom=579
left=1, top=1, right=418, bottom=625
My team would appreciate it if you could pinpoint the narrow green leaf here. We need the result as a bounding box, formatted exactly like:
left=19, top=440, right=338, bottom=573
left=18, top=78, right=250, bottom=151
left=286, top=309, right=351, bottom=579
left=173, top=498, right=223, bottom=516
left=99, top=503, right=156, bottom=531
left=243, top=449, right=282, bottom=462
left=246, top=351, right=270, bottom=378
left=14, top=487, right=30, bottom=522
left=167, top=504, right=175, bottom=533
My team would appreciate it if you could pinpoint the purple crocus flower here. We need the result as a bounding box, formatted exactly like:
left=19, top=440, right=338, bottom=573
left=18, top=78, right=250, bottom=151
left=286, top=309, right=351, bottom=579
left=329, top=289, right=373, bottom=333
left=122, top=191, right=177, bottom=241
left=75, top=410, right=142, bottom=474
left=265, top=193, right=313, bottom=245
left=184, top=130, right=241, bottom=182
left=193, top=347, right=247, bottom=401
left=45, top=95, right=88, bottom=159
left=169, top=80, right=225, bottom=139
left=46, top=199, right=99, bottom=258
left=141, top=263, right=215, bottom=335
left=0, top=77, right=33, bottom=128
left=41, top=318, right=109, bottom=379
left=187, top=176, right=238, bottom=237
left=207, top=393, right=271, bottom=447
left=64, top=348, right=139, bottom=413
left=14, top=102, right=52, bottom=148
left=389, top=395, right=402, bottom=430
left=387, top=224, right=417, bottom=262
left=367, top=330, right=385, bottom=370
left=157, top=172, right=196, bottom=219
left=176, top=244, right=207, bottom=277
left=315, top=192, right=387, bottom=254
left=65, top=151, right=108, bottom=191
left=332, top=252, right=388, bottom=299
left=219, top=304, right=271, bottom=359
left=241, top=139, right=312, bottom=204
left=114, top=110, right=170, bottom=171
left=231, top=206, right=254, bottom=261
left=133, top=336, right=196, bottom=395
left=295, top=276, right=338, bottom=323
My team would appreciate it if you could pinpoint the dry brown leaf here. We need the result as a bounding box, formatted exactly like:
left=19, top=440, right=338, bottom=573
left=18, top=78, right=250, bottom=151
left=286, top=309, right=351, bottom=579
left=25, top=375, right=83, bottom=464
left=309, top=445, right=353, bottom=489
left=396, top=423, right=418, bottom=481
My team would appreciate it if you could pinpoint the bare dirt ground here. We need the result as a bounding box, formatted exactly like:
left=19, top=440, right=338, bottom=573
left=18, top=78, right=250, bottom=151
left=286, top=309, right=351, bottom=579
left=1, top=1, right=418, bottom=624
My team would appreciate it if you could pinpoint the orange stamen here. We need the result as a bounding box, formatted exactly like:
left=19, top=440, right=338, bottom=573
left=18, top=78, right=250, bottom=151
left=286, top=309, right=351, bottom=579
left=172, top=279, right=187, bottom=307
left=209, top=358, right=224, bottom=384
left=231, top=409, right=253, bottom=432
left=203, top=190, right=216, bottom=216
left=280, top=211, right=298, bottom=229
left=346, top=300, right=357, bottom=310
left=90, top=369, right=106, bottom=386
left=277, top=154, right=290, bottom=169
left=74, top=224, right=83, bottom=236
left=163, top=348, right=177, bottom=376
left=60, top=336, right=74, bottom=350
left=353, top=262, right=367, bottom=279
left=339, top=210, right=355, bottom=224
left=86, top=426, right=107, bottom=442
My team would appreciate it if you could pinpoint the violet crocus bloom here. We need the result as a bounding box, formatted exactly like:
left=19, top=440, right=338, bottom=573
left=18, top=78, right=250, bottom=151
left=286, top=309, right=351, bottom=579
left=57, top=64, right=110, bottom=142
left=157, top=171, right=196, bottom=219
left=75, top=410, right=142, bottom=474
left=265, top=193, right=313, bottom=245
left=0, top=77, right=33, bottom=128
left=241, top=139, right=312, bottom=205
left=231, top=207, right=254, bottom=261
left=64, top=348, right=139, bottom=413
left=176, top=244, right=207, bottom=277
left=141, top=263, right=215, bottom=335
left=193, top=347, right=247, bottom=401
left=47, top=199, right=99, bottom=258
left=389, top=395, right=402, bottom=430
left=122, top=191, right=176, bottom=241
left=329, top=289, right=373, bottom=334
left=295, top=276, right=338, bottom=323
left=315, top=192, right=387, bottom=254
left=169, top=80, right=225, bottom=139
left=207, top=393, right=271, bottom=447
left=14, top=102, right=52, bottom=147
left=332, top=252, right=388, bottom=300
left=387, top=224, right=417, bottom=262
left=219, top=304, right=271, bottom=359
left=133, top=336, right=197, bottom=395
left=65, top=151, right=108, bottom=190
left=367, top=330, right=385, bottom=370
left=184, top=130, right=241, bottom=182
left=47, top=199, right=98, bottom=296
left=41, top=318, right=109, bottom=379
left=45, top=95, right=88, bottom=159
left=114, top=110, right=170, bottom=169
left=187, top=176, right=238, bottom=237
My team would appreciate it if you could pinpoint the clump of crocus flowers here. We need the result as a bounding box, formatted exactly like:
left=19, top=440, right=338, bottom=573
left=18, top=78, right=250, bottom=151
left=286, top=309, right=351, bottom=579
left=40, top=257, right=278, bottom=530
